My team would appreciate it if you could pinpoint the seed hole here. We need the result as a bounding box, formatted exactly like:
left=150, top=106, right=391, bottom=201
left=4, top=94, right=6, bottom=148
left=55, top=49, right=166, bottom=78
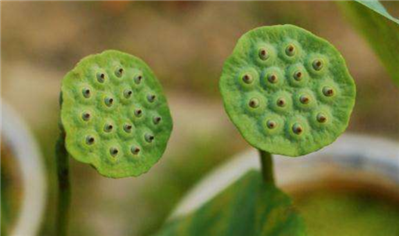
left=313, top=60, right=324, bottom=71
left=294, top=71, right=302, bottom=81
left=285, top=45, right=296, bottom=56
left=124, top=90, right=133, bottom=98
left=134, top=109, right=143, bottom=117
left=267, top=120, right=276, bottom=129
left=145, top=133, right=155, bottom=143
left=317, top=113, right=327, bottom=123
left=131, top=147, right=141, bottom=155
left=147, top=94, right=156, bottom=103
left=277, top=98, right=286, bottom=107
left=124, top=124, right=133, bottom=133
left=105, top=97, right=114, bottom=107
left=323, top=87, right=335, bottom=97
left=249, top=98, right=260, bottom=108
left=242, top=74, right=253, bottom=84
left=268, top=74, right=278, bottom=84
left=300, top=95, right=310, bottom=104
left=259, top=48, right=269, bottom=60
left=115, top=68, right=124, bottom=77
left=153, top=116, right=162, bottom=125
left=110, top=147, right=119, bottom=157
left=292, top=124, right=303, bottom=135
left=135, top=75, right=143, bottom=84
left=104, top=124, right=113, bottom=132
left=97, top=73, right=105, bottom=83
left=86, top=136, right=95, bottom=145
left=82, top=89, right=91, bottom=98
left=82, top=112, right=91, bottom=121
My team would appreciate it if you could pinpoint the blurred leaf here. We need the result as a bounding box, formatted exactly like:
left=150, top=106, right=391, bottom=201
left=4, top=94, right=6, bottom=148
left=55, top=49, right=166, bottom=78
left=155, top=170, right=307, bottom=236
left=339, top=0, right=399, bottom=88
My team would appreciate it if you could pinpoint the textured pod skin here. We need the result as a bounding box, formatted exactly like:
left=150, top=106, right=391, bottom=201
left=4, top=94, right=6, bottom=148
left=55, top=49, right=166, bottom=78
left=61, top=50, right=173, bottom=178
left=220, top=25, right=356, bottom=157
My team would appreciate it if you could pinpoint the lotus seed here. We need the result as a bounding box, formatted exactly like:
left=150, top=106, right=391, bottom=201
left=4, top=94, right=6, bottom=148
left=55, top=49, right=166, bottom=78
left=277, top=98, right=286, bottom=107
left=145, top=133, right=155, bottom=143
left=242, top=74, right=253, bottom=84
left=249, top=98, right=260, bottom=108
left=317, top=113, right=327, bottom=123
left=323, top=87, right=335, bottom=97
left=110, top=147, right=119, bottom=157
left=104, top=124, right=113, bottom=132
left=268, top=74, right=278, bottom=84
left=123, top=124, right=133, bottom=133
left=82, top=112, right=91, bottom=121
left=82, top=89, right=91, bottom=98
left=134, top=109, right=143, bottom=117
left=115, top=68, right=124, bottom=77
left=285, top=44, right=296, bottom=56
left=299, top=95, right=310, bottom=104
left=124, top=89, right=133, bottom=98
left=267, top=120, right=276, bottom=129
left=131, top=147, right=141, bottom=155
left=86, top=136, right=95, bottom=145
left=135, top=75, right=143, bottom=84
left=312, top=59, right=324, bottom=71
left=292, top=124, right=303, bottom=135
left=259, top=48, right=269, bottom=60
left=97, top=73, right=105, bottom=83
left=147, top=94, right=156, bottom=103
left=294, top=71, right=303, bottom=81
left=105, top=97, right=114, bottom=107
left=153, top=116, right=162, bottom=125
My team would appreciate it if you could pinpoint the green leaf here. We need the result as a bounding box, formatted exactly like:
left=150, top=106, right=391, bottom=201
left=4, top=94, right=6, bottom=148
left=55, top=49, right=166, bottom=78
left=156, top=170, right=307, bottom=236
left=339, top=0, right=399, bottom=87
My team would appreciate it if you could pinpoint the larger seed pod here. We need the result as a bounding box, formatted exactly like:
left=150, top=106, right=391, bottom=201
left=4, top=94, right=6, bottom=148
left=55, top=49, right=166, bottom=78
left=219, top=25, right=356, bottom=157
left=60, top=50, right=173, bottom=178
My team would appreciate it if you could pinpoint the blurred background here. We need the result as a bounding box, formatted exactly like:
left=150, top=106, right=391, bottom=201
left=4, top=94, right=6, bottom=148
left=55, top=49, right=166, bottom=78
left=1, top=1, right=399, bottom=236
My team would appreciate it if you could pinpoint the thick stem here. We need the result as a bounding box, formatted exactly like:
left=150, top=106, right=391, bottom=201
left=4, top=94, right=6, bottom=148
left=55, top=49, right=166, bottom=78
left=259, top=150, right=275, bottom=185
left=55, top=133, right=70, bottom=236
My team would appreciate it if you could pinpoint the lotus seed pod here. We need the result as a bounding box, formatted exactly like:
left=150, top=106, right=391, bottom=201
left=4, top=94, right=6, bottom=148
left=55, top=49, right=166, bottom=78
left=60, top=50, right=173, bottom=178
left=220, top=25, right=356, bottom=157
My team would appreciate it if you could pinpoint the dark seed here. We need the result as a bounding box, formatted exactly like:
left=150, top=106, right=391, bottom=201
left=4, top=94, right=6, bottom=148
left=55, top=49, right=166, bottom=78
left=86, top=136, right=95, bottom=145
left=268, top=74, right=278, bottom=84
left=83, top=89, right=91, bottom=98
left=267, top=120, right=276, bottom=129
left=145, top=133, right=155, bottom=143
left=131, top=147, right=141, bottom=155
left=277, top=98, right=285, bottom=107
left=82, top=112, right=91, bottom=121
left=105, top=97, right=114, bottom=107
left=323, top=87, right=335, bottom=97
left=124, top=90, right=133, bottom=98
left=104, top=124, right=113, bottom=132
left=147, top=94, right=156, bottom=103
left=134, top=109, right=142, bottom=117
left=135, top=75, right=143, bottom=84
left=153, top=116, right=162, bottom=124
left=292, top=124, right=303, bottom=135
left=242, top=74, right=253, bottom=84
left=300, top=95, right=310, bottom=104
left=97, top=73, right=105, bottom=83
left=313, top=60, right=324, bottom=71
left=110, top=148, right=119, bottom=157
left=259, top=48, right=269, bottom=60
left=294, top=71, right=302, bottom=81
left=286, top=45, right=295, bottom=56
left=249, top=98, right=260, bottom=108
left=317, top=113, right=327, bottom=123
left=124, top=124, right=133, bottom=133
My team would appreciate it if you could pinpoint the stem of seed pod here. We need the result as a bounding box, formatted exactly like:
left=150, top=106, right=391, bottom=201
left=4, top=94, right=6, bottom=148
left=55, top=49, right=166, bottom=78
left=259, top=150, right=275, bottom=185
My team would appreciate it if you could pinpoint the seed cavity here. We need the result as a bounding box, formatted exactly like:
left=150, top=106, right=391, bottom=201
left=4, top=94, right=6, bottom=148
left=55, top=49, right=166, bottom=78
left=294, top=71, right=303, bottom=81
left=82, top=89, right=91, bottom=98
left=277, top=98, right=286, bottom=107
left=313, top=59, right=324, bottom=71
left=267, top=120, right=277, bottom=129
left=292, top=124, right=303, bottom=135
left=115, top=68, right=124, bottom=77
left=317, top=113, right=327, bottom=123
left=82, top=112, right=91, bottom=121
left=285, top=44, right=296, bottom=56
left=104, top=124, right=113, bottom=132
left=268, top=74, right=278, bottom=84
left=97, top=73, right=105, bottom=83
left=135, top=75, right=143, bottom=84
left=242, top=74, right=253, bottom=84
left=124, top=124, right=133, bottom=133
left=134, top=109, right=143, bottom=117
left=110, top=147, right=119, bottom=157
left=86, top=136, right=95, bottom=145
left=249, top=98, right=260, bottom=108
left=105, top=97, right=114, bottom=107
left=259, top=48, right=269, bottom=60
left=147, top=94, right=156, bottom=103
left=153, top=116, right=162, bottom=125
left=300, top=95, right=310, bottom=104
left=145, top=133, right=155, bottom=143
left=124, top=89, right=133, bottom=98
left=131, top=146, right=141, bottom=155
left=323, top=87, right=335, bottom=97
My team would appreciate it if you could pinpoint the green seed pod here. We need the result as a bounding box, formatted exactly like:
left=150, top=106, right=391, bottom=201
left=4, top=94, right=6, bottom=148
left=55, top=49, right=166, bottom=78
left=219, top=25, right=356, bottom=156
left=60, top=50, right=173, bottom=177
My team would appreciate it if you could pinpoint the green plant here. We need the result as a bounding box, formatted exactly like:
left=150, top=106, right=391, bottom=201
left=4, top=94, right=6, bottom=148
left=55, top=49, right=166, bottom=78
left=156, top=24, right=356, bottom=236
left=55, top=50, right=173, bottom=235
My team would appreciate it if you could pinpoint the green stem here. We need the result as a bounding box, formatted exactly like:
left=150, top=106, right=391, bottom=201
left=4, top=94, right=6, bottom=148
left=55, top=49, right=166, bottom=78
left=259, top=150, right=275, bottom=185
left=55, top=132, right=70, bottom=236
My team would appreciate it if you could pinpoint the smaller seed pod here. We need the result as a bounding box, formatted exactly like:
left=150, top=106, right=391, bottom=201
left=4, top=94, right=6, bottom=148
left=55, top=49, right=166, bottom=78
left=86, top=136, right=95, bottom=145
left=97, top=73, right=106, bottom=83
left=285, top=44, right=296, bottom=57
left=115, top=68, right=124, bottom=78
left=109, top=147, right=119, bottom=157
left=123, top=124, right=133, bottom=133
left=153, top=116, right=162, bottom=125
left=258, top=48, right=269, bottom=60
left=145, top=133, right=155, bottom=143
